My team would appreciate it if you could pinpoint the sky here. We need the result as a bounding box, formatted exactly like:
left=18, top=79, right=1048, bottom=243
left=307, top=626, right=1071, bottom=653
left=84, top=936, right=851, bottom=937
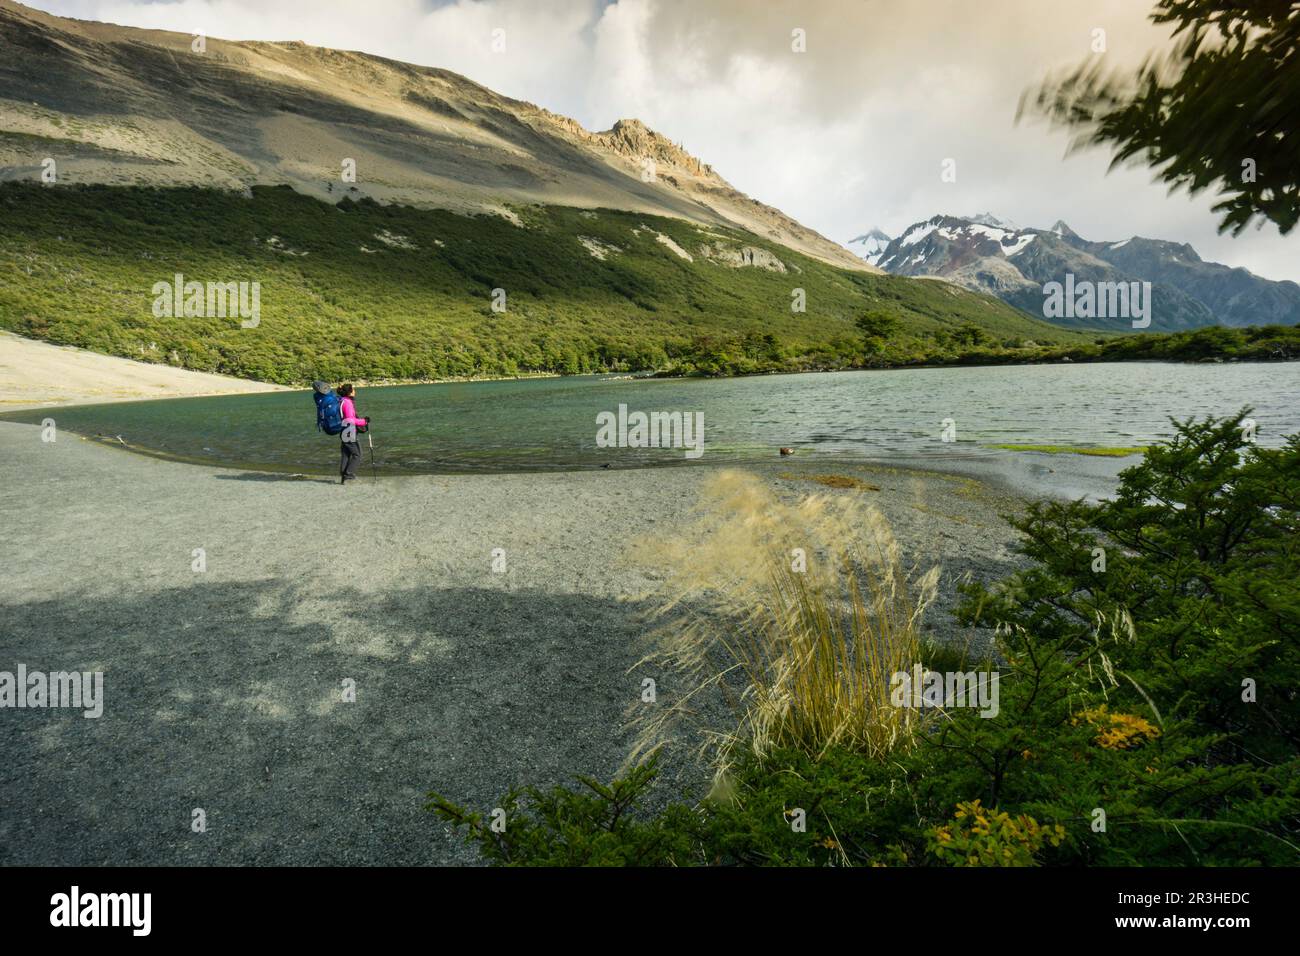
left=26, top=0, right=1300, bottom=282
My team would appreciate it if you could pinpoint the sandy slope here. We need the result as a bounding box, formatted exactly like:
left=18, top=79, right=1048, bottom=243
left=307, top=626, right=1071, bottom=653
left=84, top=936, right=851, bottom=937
left=0, top=331, right=286, bottom=409
left=0, top=0, right=874, bottom=273
left=0, top=420, right=1027, bottom=864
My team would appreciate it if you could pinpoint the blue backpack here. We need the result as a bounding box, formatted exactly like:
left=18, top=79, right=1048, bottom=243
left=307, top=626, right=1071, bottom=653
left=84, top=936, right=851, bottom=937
left=313, top=381, right=344, bottom=436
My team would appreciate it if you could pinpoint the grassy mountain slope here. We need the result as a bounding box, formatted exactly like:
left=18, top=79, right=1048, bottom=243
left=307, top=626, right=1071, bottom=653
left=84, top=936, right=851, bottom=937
left=0, top=183, right=1085, bottom=383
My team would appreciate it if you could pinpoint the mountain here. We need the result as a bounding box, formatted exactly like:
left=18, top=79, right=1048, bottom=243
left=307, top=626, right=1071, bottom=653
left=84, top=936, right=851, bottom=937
left=0, top=2, right=1090, bottom=384
left=968, top=212, right=1020, bottom=231
left=873, top=216, right=1041, bottom=299
left=0, top=0, right=869, bottom=272
left=847, top=228, right=892, bottom=267
left=860, top=214, right=1300, bottom=330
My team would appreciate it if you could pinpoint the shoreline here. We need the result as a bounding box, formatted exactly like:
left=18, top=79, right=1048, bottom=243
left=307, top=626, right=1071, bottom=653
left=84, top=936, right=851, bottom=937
left=4, top=330, right=1296, bottom=415
left=35, top=420, right=1132, bottom=503
left=650, top=351, right=1299, bottom=381
left=0, top=419, right=1031, bottom=865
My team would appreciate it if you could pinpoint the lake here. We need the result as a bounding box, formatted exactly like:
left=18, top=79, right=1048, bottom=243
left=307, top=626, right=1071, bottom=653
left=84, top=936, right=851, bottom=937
left=6, top=362, right=1298, bottom=487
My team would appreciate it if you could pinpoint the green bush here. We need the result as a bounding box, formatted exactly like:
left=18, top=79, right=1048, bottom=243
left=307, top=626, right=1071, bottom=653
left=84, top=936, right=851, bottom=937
left=0, top=182, right=1091, bottom=384
left=428, top=758, right=706, bottom=866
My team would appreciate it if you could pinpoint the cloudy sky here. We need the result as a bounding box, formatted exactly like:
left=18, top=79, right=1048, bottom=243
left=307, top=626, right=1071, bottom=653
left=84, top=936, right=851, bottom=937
left=29, top=0, right=1300, bottom=282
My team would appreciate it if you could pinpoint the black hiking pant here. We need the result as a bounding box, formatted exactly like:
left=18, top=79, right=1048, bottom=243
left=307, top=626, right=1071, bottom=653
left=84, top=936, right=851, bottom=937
left=341, top=440, right=362, bottom=479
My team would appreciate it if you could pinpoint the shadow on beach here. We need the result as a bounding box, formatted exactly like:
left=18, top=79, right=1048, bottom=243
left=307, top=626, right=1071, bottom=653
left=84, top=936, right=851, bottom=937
left=0, top=578, right=707, bottom=866
left=212, top=472, right=336, bottom=484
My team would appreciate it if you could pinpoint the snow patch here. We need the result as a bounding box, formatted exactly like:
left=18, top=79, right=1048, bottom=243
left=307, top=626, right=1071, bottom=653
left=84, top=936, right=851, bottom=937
left=966, top=224, right=1013, bottom=242
left=900, top=222, right=938, bottom=247
left=1003, top=233, right=1036, bottom=256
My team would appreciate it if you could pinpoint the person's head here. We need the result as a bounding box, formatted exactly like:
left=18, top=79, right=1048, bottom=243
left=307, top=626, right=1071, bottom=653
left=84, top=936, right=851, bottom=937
left=338, top=383, right=355, bottom=398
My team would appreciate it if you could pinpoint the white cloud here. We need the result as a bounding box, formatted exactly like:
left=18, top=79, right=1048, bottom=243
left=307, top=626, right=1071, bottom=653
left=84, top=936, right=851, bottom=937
left=26, top=0, right=1300, bottom=281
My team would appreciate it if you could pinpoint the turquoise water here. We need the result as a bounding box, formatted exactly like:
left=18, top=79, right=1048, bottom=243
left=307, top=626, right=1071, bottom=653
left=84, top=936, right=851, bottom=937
left=5, top=362, right=1298, bottom=475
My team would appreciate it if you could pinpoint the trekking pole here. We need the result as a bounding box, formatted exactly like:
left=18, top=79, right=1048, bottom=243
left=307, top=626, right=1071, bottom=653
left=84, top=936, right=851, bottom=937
left=368, top=429, right=376, bottom=478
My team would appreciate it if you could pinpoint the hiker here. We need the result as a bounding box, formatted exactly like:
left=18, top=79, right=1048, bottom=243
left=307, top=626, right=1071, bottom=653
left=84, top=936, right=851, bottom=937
left=337, top=383, right=369, bottom=484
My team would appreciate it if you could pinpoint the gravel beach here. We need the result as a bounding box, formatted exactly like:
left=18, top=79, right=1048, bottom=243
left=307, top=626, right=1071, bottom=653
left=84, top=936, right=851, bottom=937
left=0, top=420, right=1034, bottom=865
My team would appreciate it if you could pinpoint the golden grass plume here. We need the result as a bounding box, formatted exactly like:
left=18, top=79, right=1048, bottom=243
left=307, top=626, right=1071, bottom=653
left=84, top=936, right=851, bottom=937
left=626, top=469, right=940, bottom=780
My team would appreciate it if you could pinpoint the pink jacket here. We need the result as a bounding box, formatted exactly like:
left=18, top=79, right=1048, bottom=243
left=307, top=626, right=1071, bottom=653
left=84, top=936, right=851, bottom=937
left=340, top=396, right=367, bottom=427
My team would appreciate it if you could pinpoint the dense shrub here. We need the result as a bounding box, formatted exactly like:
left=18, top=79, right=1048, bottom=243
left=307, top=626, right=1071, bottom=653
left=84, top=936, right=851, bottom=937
left=10, top=183, right=1293, bottom=385
left=0, top=182, right=1085, bottom=384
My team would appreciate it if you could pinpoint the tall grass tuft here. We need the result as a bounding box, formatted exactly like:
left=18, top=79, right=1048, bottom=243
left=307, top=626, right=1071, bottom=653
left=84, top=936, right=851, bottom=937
left=628, top=470, right=940, bottom=780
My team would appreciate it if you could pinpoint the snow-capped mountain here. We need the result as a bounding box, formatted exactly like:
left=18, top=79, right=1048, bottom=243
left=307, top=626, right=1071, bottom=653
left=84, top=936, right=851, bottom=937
left=877, top=215, right=1038, bottom=276
left=847, top=228, right=892, bottom=267
left=967, top=212, right=1021, bottom=231
left=853, top=214, right=1300, bottom=330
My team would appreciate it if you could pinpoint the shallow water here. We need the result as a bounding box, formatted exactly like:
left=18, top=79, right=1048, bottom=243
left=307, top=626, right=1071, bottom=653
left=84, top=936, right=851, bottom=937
left=5, top=362, right=1297, bottom=481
